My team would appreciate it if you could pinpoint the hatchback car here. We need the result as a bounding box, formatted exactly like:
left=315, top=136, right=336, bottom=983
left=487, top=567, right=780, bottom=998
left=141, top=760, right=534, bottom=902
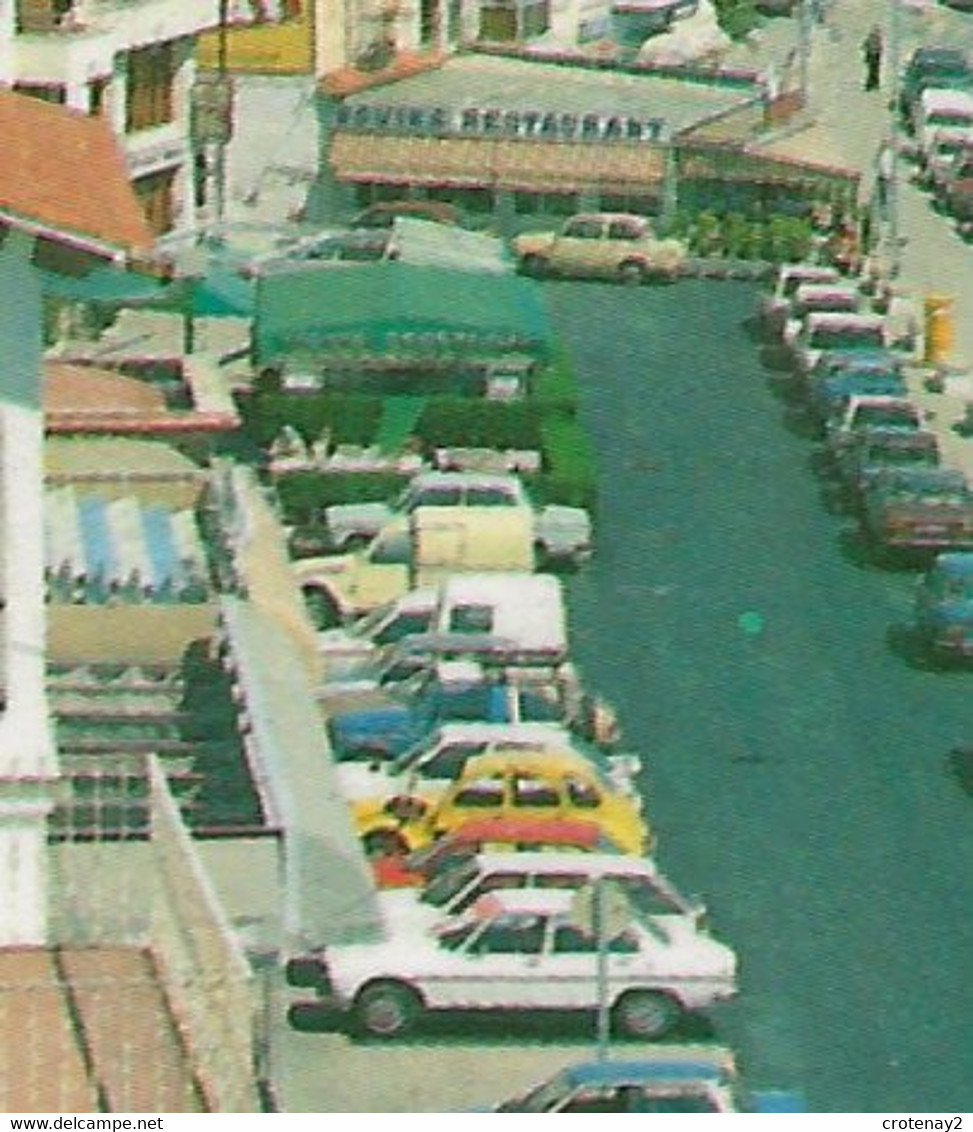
left=352, top=748, right=651, bottom=858
left=512, top=213, right=686, bottom=284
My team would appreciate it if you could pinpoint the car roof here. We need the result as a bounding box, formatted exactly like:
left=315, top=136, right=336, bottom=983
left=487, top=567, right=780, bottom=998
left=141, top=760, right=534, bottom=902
left=805, top=312, right=885, bottom=330
left=921, top=88, right=973, bottom=113
left=556, top=1058, right=731, bottom=1090
left=793, top=282, right=860, bottom=301
left=436, top=815, right=606, bottom=846
left=778, top=264, right=839, bottom=283
left=468, top=888, right=578, bottom=917
left=933, top=552, right=973, bottom=575
left=469, top=849, right=655, bottom=875
left=427, top=721, right=574, bottom=745
left=871, top=466, right=966, bottom=491
left=409, top=470, right=522, bottom=492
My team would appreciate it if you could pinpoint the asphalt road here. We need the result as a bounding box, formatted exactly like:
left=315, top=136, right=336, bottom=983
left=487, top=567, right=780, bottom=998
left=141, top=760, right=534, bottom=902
left=551, top=278, right=973, bottom=1114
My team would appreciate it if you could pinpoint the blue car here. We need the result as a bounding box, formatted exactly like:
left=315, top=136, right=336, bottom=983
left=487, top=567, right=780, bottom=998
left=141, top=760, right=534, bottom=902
left=327, top=664, right=566, bottom=762
left=915, top=552, right=973, bottom=658
left=487, top=1054, right=805, bottom=1113
left=809, top=371, right=907, bottom=430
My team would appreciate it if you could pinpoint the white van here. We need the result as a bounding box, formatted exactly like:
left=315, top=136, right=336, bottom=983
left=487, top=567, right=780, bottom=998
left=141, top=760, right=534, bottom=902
left=916, top=89, right=973, bottom=157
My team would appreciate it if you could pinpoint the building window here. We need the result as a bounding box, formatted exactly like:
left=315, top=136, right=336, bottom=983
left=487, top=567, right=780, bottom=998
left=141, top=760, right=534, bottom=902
left=521, top=0, right=549, bottom=38
left=126, top=42, right=177, bottom=133
left=478, top=4, right=516, bottom=41
left=13, top=82, right=66, bottom=104
left=133, top=168, right=177, bottom=235
left=598, top=193, right=659, bottom=217
left=514, top=190, right=578, bottom=216
left=15, top=0, right=75, bottom=33
left=423, top=185, right=493, bottom=213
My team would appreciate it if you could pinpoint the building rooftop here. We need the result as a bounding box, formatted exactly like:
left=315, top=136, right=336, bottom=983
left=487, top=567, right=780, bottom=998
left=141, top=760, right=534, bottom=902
left=344, top=54, right=753, bottom=133
left=0, top=91, right=153, bottom=255
left=44, top=363, right=168, bottom=417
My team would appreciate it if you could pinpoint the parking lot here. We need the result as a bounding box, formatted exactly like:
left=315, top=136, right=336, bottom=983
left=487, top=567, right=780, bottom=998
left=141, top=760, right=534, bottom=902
left=274, top=278, right=973, bottom=1111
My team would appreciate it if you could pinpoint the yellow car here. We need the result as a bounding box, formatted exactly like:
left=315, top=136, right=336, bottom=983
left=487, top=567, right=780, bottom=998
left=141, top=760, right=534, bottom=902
left=352, top=747, right=651, bottom=859
left=512, top=212, right=686, bottom=285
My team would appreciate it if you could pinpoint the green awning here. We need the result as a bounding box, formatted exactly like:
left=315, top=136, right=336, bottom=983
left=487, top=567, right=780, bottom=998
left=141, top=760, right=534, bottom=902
left=37, top=265, right=167, bottom=303
left=253, top=263, right=551, bottom=363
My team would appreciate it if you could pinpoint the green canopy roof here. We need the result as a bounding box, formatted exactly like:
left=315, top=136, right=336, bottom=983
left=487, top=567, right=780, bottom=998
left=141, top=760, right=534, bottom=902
left=253, top=263, right=551, bottom=362
left=37, top=265, right=167, bottom=303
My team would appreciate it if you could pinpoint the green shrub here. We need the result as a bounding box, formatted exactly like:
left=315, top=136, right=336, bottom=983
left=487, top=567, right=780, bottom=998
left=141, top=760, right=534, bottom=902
left=238, top=391, right=383, bottom=448
left=275, top=471, right=409, bottom=523
left=532, top=351, right=579, bottom=414
left=416, top=398, right=542, bottom=450
left=534, top=415, right=598, bottom=512
left=712, top=0, right=761, bottom=40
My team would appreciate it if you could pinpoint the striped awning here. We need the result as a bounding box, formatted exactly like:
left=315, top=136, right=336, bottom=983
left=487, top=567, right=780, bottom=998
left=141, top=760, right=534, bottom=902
left=329, top=133, right=666, bottom=193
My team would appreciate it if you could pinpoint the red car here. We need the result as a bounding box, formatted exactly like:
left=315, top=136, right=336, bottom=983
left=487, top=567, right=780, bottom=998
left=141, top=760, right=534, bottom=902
left=370, top=816, right=621, bottom=889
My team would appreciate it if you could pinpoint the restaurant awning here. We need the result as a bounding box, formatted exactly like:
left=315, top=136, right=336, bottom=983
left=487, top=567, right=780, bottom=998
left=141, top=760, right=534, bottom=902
left=329, top=133, right=666, bottom=194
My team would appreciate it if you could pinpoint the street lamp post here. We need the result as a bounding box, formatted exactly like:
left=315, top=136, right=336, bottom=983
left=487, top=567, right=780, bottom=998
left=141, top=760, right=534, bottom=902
left=885, top=0, right=903, bottom=277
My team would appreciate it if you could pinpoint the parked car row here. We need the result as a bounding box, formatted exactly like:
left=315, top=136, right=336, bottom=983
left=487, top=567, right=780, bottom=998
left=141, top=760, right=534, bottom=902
left=286, top=544, right=742, bottom=1042
left=900, top=47, right=973, bottom=237
left=758, top=261, right=973, bottom=667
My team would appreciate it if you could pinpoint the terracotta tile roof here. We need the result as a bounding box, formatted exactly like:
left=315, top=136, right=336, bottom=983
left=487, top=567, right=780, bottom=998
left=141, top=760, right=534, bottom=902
left=44, top=363, right=167, bottom=415
left=320, top=49, right=446, bottom=96
left=0, top=91, right=153, bottom=254
left=0, top=946, right=204, bottom=1113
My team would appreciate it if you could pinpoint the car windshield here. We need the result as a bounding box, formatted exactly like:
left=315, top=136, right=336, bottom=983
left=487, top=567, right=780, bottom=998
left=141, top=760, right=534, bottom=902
left=436, top=921, right=478, bottom=952
left=854, top=407, right=918, bottom=429
left=929, top=113, right=973, bottom=129
left=811, top=327, right=884, bottom=349
left=420, top=857, right=479, bottom=907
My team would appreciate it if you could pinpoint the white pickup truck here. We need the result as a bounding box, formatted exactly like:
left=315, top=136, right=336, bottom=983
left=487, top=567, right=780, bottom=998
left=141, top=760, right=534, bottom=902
left=322, top=471, right=591, bottom=565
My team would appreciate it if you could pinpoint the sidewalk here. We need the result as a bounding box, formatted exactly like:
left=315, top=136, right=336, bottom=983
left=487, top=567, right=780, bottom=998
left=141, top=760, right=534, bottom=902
left=728, top=2, right=973, bottom=475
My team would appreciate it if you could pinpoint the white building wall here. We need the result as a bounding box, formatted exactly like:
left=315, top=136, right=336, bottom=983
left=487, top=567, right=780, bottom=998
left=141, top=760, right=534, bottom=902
left=0, top=819, right=52, bottom=944
left=6, top=0, right=224, bottom=232
left=0, top=231, right=58, bottom=947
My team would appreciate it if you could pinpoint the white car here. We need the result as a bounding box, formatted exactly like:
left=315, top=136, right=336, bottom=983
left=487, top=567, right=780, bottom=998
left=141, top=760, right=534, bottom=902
left=780, top=282, right=862, bottom=347
left=286, top=889, right=737, bottom=1039
left=756, top=263, right=840, bottom=338
left=376, top=850, right=712, bottom=942
left=512, top=213, right=686, bottom=284
left=323, top=471, right=592, bottom=566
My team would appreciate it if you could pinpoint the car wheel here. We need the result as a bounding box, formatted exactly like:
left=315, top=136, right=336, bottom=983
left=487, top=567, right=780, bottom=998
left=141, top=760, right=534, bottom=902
left=354, top=981, right=422, bottom=1039
left=522, top=254, right=548, bottom=278
left=362, top=828, right=409, bottom=858
left=612, top=990, right=681, bottom=1039
left=617, top=260, right=646, bottom=286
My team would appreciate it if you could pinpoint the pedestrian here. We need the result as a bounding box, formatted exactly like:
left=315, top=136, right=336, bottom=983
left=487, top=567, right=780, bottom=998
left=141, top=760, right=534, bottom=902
left=862, top=25, right=883, bottom=92
left=875, top=140, right=894, bottom=219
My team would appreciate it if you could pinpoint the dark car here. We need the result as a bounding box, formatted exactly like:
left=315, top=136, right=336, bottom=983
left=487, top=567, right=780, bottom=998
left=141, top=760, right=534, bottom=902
left=351, top=200, right=462, bottom=229
left=837, top=429, right=942, bottom=507
left=861, top=466, right=973, bottom=554
left=900, top=46, right=971, bottom=127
